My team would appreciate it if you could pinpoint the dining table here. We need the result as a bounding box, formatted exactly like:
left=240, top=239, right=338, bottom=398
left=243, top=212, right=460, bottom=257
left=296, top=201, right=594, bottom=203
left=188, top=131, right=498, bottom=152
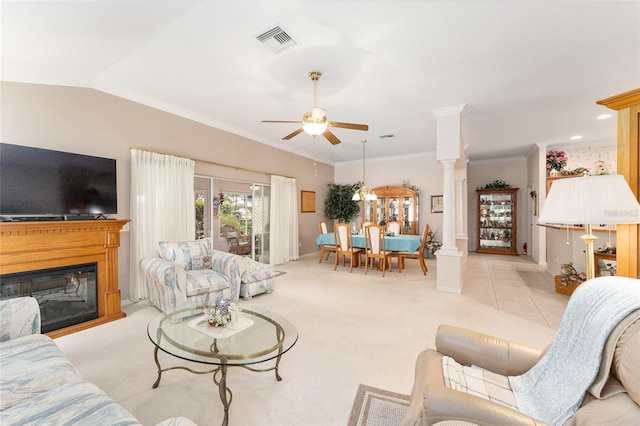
left=316, top=232, right=422, bottom=253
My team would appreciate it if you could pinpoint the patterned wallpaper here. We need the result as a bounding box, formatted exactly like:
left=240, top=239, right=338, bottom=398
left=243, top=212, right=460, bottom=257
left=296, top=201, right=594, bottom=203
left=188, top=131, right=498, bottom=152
left=562, top=145, right=616, bottom=175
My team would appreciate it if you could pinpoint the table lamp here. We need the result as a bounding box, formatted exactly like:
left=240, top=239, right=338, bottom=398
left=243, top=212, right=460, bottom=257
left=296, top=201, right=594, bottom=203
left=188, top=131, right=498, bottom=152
left=538, top=174, right=640, bottom=280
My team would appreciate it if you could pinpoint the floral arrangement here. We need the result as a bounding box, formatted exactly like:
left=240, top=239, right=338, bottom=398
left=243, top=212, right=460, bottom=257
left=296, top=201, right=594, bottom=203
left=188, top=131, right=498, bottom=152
left=546, top=150, right=567, bottom=172
left=561, top=167, right=589, bottom=176
left=425, top=229, right=441, bottom=254
left=203, top=299, right=231, bottom=327
left=560, top=262, right=586, bottom=286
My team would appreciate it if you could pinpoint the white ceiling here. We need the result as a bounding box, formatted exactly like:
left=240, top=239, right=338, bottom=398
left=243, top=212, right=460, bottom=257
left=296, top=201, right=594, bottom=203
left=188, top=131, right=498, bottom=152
left=2, top=1, right=639, bottom=165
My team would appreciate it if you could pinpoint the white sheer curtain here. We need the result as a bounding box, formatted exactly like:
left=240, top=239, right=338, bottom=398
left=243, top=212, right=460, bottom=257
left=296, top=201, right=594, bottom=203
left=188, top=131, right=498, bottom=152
left=129, top=149, right=195, bottom=301
left=269, top=175, right=299, bottom=265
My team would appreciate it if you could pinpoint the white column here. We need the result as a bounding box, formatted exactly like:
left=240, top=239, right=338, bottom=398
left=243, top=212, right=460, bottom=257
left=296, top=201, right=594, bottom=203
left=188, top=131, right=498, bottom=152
left=455, top=173, right=468, bottom=259
left=535, top=142, right=548, bottom=268
left=433, top=104, right=465, bottom=294
left=440, top=160, right=457, bottom=251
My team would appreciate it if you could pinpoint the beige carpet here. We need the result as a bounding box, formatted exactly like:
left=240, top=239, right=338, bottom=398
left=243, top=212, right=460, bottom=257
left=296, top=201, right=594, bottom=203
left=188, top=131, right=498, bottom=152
left=348, top=384, right=410, bottom=426
left=54, top=253, right=562, bottom=425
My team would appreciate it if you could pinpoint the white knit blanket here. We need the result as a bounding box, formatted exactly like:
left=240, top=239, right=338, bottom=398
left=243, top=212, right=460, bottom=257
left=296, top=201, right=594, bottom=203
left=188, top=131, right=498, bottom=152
left=509, top=276, right=640, bottom=425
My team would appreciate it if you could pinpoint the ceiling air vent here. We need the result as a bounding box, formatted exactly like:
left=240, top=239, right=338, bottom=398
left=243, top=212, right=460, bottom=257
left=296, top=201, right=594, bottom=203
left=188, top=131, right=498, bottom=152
left=256, top=25, right=298, bottom=53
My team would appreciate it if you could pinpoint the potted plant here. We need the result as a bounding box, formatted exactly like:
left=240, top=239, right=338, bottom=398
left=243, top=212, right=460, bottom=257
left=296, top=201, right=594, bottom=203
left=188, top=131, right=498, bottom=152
left=324, top=182, right=362, bottom=224
left=555, top=262, right=586, bottom=296
left=425, top=229, right=441, bottom=259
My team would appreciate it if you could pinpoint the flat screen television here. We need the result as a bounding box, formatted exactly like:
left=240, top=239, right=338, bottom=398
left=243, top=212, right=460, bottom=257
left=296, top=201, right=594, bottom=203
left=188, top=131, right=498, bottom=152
left=0, top=143, right=117, bottom=219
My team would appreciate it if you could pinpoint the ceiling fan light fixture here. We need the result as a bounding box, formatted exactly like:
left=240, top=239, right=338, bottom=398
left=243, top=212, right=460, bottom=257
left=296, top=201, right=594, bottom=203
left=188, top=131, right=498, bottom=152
left=262, top=70, right=368, bottom=145
left=302, top=122, right=327, bottom=136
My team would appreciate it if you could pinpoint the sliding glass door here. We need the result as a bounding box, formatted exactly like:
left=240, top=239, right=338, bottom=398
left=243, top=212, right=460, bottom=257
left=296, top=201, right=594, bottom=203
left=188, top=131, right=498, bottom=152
left=195, top=176, right=270, bottom=263
left=251, top=183, right=270, bottom=263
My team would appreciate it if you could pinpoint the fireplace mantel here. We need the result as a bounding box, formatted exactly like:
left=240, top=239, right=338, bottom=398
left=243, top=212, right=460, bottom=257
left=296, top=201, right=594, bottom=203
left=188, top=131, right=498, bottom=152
left=0, top=219, right=129, bottom=337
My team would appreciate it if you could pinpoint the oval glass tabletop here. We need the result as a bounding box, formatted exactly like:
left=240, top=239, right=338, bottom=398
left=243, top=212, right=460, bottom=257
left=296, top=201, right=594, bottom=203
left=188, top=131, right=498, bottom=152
left=147, top=305, right=298, bottom=366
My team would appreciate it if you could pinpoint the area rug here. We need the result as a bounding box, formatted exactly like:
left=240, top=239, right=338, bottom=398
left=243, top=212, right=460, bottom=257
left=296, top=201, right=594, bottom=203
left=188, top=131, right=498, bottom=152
left=348, top=384, right=410, bottom=426
left=274, top=270, right=286, bottom=277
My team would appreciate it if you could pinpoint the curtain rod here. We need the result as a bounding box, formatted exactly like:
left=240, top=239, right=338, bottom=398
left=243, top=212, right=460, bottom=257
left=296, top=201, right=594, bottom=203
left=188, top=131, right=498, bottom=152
left=129, top=147, right=294, bottom=179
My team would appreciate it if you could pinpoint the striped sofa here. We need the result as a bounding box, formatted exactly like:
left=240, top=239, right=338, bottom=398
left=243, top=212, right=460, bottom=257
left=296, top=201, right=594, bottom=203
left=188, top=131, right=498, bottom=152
left=0, top=297, right=196, bottom=425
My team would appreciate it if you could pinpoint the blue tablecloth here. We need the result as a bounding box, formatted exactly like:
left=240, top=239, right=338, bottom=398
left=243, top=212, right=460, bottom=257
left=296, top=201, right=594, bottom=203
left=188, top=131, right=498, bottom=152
left=316, top=232, right=421, bottom=253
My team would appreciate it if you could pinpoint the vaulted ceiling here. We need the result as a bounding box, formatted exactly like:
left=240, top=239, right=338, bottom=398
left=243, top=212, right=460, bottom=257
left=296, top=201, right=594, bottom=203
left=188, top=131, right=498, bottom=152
left=2, top=1, right=639, bottom=164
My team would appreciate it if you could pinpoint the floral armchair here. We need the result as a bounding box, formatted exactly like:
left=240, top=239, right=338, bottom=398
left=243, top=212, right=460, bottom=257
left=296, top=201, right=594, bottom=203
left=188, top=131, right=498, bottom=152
left=139, top=238, right=241, bottom=312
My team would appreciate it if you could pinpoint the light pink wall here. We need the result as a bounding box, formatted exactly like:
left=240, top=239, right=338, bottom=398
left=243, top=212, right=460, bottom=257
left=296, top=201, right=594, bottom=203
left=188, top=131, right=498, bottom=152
left=1, top=82, right=334, bottom=300
left=334, top=153, right=445, bottom=236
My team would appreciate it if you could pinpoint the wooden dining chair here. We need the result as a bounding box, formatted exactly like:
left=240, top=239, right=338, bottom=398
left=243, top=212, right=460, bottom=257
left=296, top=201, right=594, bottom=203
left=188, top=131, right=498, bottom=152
left=361, top=221, right=375, bottom=233
left=317, top=221, right=337, bottom=263
left=386, top=221, right=401, bottom=235
left=334, top=223, right=362, bottom=273
left=365, top=224, right=393, bottom=276
left=398, top=224, right=429, bottom=275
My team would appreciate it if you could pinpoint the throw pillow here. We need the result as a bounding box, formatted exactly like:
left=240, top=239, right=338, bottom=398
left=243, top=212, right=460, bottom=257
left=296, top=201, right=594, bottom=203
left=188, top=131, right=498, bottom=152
left=191, top=255, right=204, bottom=270
left=158, top=238, right=212, bottom=269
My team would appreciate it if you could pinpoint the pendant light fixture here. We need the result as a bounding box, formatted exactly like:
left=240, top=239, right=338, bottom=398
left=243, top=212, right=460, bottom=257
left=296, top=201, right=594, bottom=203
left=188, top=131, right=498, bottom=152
left=352, top=140, right=377, bottom=201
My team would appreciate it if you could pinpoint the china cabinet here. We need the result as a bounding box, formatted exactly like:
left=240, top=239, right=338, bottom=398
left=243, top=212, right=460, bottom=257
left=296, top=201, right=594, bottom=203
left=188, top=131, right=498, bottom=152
left=476, top=188, right=518, bottom=255
left=361, top=186, right=419, bottom=234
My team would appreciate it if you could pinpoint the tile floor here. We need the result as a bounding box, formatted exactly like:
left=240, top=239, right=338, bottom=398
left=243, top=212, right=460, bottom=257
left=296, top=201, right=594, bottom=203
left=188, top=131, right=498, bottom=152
left=462, top=253, right=568, bottom=329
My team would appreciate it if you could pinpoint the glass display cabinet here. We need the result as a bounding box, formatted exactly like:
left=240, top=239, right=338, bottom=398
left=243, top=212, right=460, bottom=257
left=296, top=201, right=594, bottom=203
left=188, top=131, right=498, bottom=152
left=361, top=186, right=419, bottom=234
left=476, top=188, right=519, bottom=255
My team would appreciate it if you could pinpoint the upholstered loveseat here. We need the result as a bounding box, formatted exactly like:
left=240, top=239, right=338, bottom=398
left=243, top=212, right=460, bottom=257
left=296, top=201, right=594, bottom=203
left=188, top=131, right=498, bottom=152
left=139, top=238, right=274, bottom=312
left=0, top=297, right=195, bottom=425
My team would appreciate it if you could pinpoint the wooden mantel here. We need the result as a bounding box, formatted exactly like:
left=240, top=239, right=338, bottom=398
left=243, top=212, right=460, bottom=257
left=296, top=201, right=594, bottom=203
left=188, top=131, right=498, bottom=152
left=0, top=219, right=129, bottom=337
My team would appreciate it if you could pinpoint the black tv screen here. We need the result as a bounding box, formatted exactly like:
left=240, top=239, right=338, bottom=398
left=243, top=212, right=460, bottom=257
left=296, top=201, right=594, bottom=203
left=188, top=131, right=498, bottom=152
left=0, top=143, right=117, bottom=217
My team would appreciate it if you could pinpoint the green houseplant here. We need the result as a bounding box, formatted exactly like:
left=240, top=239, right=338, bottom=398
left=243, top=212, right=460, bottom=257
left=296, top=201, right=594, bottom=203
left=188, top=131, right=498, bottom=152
left=324, top=182, right=362, bottom=223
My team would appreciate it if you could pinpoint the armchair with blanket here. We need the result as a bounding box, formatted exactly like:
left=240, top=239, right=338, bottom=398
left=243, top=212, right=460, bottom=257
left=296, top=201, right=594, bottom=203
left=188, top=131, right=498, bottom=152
left=402, top=276, right=640, bottom=426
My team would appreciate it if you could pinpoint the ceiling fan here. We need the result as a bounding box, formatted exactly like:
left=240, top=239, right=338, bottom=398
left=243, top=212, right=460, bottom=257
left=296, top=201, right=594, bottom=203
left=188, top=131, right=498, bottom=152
left=262, top=71, right=368, bottom=145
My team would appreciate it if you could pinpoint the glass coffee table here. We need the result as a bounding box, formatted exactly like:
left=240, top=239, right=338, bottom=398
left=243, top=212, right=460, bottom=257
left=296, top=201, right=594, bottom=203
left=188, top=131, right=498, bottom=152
left=147, top=305, right=298, bottom=426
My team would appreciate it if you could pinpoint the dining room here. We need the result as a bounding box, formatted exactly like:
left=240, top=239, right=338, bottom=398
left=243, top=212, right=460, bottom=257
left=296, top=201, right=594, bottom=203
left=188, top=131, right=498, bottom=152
left=316, top=221, right=428, bottom=276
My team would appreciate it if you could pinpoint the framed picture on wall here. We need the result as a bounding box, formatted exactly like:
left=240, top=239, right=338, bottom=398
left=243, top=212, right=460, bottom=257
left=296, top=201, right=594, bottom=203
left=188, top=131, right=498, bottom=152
left=301, top=190, right=316, bottom=213
left=431, top=195, right=443, bottom=213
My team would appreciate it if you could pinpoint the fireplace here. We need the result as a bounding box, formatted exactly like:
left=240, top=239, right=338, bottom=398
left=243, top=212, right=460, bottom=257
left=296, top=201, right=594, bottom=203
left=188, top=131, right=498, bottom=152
left=1, top=263, right=98, bottom=333
left=0, top=219, right=127, bottom=337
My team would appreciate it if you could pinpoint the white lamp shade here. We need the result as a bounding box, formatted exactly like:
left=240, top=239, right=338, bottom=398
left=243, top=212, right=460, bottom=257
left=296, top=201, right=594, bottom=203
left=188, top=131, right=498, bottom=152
left=538, top=175, right=640, bottom=225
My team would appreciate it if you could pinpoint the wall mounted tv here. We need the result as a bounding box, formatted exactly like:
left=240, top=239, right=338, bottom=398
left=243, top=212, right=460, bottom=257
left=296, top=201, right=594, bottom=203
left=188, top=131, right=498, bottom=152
left=0, top=143, right=117, bottom=220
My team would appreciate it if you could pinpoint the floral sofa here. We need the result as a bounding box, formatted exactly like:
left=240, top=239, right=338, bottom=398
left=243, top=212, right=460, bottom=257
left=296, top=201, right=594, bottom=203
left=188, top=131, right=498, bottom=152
left=0, top=297, right=195, bottom=425
left=139, top=238, right=274, bottom=312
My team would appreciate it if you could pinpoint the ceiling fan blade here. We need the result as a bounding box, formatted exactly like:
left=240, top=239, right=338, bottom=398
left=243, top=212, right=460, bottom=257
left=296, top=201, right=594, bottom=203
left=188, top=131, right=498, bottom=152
left=262, top=120, right=302, bottom=124
left=328, top=121, right=369, bottom=131
left=323, top=129, right=342, bottom=145
left=283, top=128, right=304, bottom=140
